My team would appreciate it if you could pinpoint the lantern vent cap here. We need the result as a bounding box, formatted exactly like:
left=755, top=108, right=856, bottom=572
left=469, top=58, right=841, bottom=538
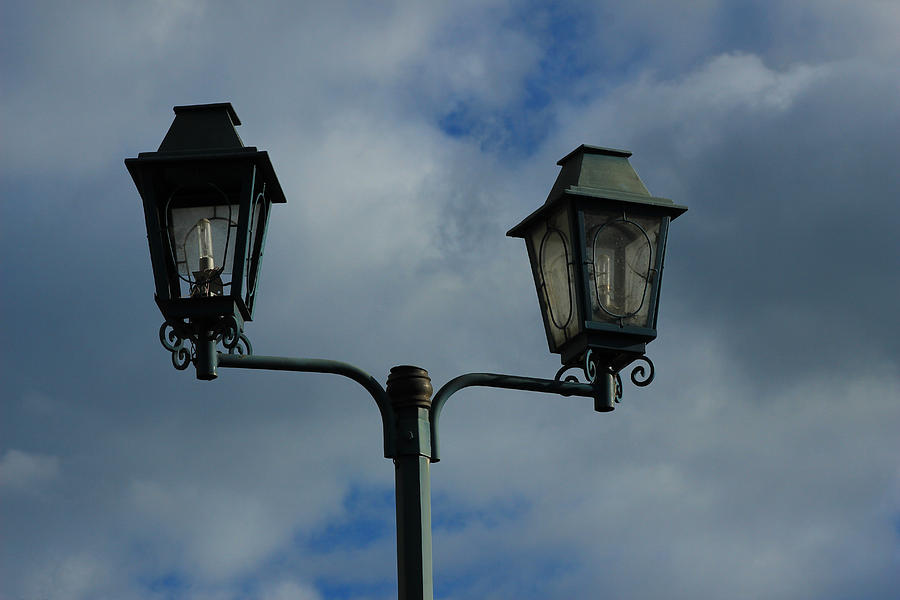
left=125, top=102, right=288, bottom=205
left=547, top=144, right=686, bottom=215
left=157, top=102, right=246, bottom=154
left=508, top=144, right=687, bottom=238
left=547, top=144, right=651, bottom=202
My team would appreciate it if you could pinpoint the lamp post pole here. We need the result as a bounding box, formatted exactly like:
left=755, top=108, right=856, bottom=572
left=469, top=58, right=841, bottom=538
left=208, top=352, right=439, bottom=598
left=387, top=366, right=434, bottom=600
left=128, top=104, right=685, bottom=600
left=208, top=351, right=603, bottom=600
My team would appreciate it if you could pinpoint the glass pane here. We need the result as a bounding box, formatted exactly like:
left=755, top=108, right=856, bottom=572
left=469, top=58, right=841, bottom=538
left=585, top=210, right=662, bottom=328
left=541, top=228, right=572, bottom=328
left=169, top=204, right=238, bottom=297
left=245, top=194, right=266, bottom=298
left=527, top=207, right=580, bottom=350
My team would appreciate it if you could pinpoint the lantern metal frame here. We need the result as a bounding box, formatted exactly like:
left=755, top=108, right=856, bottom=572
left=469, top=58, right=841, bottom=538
left=126, top=103, right=286, bottom=374
left=508, top=145, right=687, bottom=397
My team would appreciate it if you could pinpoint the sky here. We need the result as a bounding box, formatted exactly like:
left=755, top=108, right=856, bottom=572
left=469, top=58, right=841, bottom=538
left=1, top=1, right=899, bottom=599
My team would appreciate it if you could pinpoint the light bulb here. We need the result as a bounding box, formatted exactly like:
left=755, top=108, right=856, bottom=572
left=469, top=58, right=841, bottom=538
left=197, top=218, right=214, bottom=271
left=597, top=253, right=612, bottom=309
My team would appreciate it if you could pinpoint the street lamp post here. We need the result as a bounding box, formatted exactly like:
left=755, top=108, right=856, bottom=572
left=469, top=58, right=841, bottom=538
left=126, top=103, right=686, bottom=600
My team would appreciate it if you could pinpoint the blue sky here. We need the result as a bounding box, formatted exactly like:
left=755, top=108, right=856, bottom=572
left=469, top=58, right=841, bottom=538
left=2, top=1, right=899, bottom=599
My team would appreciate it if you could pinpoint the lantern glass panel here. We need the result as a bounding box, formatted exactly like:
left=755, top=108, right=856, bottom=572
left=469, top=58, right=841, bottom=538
left=168, top=195, right=265, bottom=306
left=245, top=192, right=269, bottom=299
left=169, top=204, right=239, bottom=299
left=584, top=210, right=663, bottom=328
left=526, top=207, right=580, bottom=351
left=171, top=206, right=236, bottom=275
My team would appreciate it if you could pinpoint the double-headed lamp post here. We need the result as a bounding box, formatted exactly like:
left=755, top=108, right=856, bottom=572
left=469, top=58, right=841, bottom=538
left=126, top=103, right=686, bottom=600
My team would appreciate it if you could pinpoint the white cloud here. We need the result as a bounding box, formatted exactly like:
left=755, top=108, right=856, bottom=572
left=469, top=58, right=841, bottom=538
left=23, top=553, right=111, bottom=600
left=679, top=53, right=826, bottom=112
left=129, top=479, right=285, bottom=579
left=547, top=52, right=831, bottom=162
left=0, top=449, right=60, bottom=492
left=262, top=579, right=322, bottom=600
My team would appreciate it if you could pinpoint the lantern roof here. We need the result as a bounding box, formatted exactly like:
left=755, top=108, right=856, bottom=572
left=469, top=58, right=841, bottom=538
left=158, top=103, right=245, bottom=154
left=548, top=145, right=649, bottom=199
left=508, top=144, right=686, bottom=238
left=126, top=102, right=287, bottom=205
left=546, top=145, right=686, bottom=214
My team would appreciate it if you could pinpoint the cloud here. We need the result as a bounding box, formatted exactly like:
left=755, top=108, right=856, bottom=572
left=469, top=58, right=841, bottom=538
left=547, top=51, right=830, bottom=164
left=262, top=579, right=322, bottom=600
left=23, top=553, right=112, bottom=600
left=431, top=334, right=900, bottom=599
left=0, top=449, right=60, bottom=492
left=2, top=2, right=900, bottom=600
left=129, top=479, right=289, bottom=579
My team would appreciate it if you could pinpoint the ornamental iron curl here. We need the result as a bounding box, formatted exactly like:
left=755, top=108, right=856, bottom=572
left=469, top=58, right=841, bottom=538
left=214, top=314, right=254, bottom=356
left=218, top=315, right=242, bottom=350
left=628, top=356, right=655, bottom=387
left=553, top=348, right=601, bottom=384
left=584, top=349, right=599, bottom=383
left=554, top=363, right=582, bottom=384
left=225, top=332, right=253, bottom=356
left=553, top=350, right=652, bottom=402
left=159, top=321, right=194, bottom=370
left=159, top=317, right=254, bottom=370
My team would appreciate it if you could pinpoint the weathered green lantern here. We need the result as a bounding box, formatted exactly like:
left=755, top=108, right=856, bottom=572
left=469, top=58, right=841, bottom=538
left=126, top=103, right=286, bottom=373
left=508, top=145, right=686, bottom=405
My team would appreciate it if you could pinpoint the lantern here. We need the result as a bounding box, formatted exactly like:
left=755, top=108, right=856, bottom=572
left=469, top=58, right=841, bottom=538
left=126, top=103, right=286, bottom=368
left=508, top=145, right=686, bottom=383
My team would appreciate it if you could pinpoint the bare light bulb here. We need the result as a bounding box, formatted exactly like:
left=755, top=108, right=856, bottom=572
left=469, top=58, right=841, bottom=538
left=597, top=253, right=612, bottom=309
left=197, top=218, right=215, bottom=271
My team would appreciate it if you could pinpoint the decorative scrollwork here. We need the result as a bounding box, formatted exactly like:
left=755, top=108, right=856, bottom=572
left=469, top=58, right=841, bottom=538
left=629, top=356, right=655, bottom=387
left=218, top=315, right=241, bottom=350
left=159, top=322, right=194, bottom=370
left=229, top=332, right=253, bottom=356
left=554, top=349, right=606, bottom=387
left=214, top=315, right=253, bottom=356
left=555, top=363, right=583, bottom=383
left=159, top=316, right=254, bottom=372
left=584, top=348, right=598, bottom=383
left=554, top=350, right=654, bottom=404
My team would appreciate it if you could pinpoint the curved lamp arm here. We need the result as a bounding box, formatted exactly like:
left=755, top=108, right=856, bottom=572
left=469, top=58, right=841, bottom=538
left=429, top=373, right=600, bottom=462
left=216, top=353, right=394, bottom=458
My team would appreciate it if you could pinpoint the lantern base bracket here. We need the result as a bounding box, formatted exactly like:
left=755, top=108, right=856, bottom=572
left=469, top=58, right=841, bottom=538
left=158, top=315, right=253, bottom=377
left=554, top=349, right=655, bottom=408
left=156, top=295, right=251, bottom=324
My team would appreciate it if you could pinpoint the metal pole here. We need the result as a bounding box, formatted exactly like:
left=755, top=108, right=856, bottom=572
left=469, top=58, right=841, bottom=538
left=429, top=372, right=602, bottom=462
left=194, top=327, right=218, bottom=380
left=386, top=366, right=434, bottom=600
left=214, top=354, right=610, bottom=595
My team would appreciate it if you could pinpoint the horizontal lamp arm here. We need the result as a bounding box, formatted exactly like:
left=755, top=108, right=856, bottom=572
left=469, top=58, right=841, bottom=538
left=429, top=373, right=599, bottom=462
left=216, top=353, right=394, bottom=458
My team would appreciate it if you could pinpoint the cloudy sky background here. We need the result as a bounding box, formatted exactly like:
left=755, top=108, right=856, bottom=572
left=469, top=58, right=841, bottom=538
left=2, top=1, right=899, bottom=598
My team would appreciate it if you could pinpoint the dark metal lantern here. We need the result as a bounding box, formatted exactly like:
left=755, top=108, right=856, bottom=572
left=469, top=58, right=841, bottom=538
left=126, top=103, right=286, bottom=362
left=508, top=145, right=686, bottom=376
